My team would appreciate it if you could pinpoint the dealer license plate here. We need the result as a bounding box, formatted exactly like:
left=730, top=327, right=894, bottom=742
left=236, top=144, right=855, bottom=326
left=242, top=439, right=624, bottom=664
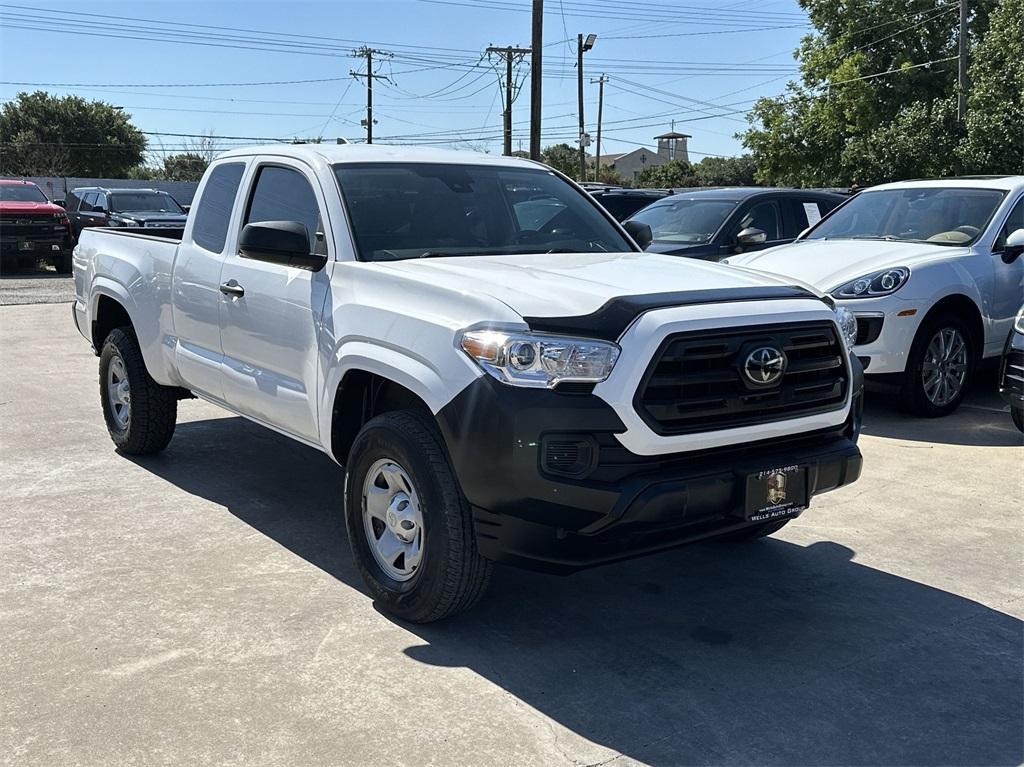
left=18, top=241, right=35, bottom=251
left=745, top=464, right=808, bottom=522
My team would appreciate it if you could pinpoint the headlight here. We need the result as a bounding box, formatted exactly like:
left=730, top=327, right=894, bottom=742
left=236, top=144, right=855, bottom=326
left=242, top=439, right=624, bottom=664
left=1015, top=306, right=1024, bottom=335
left=459, top=329, right=620, bottom=388
left=833, top=267, right=910, bottom=298
left=834, top=306, right=858, bottom=351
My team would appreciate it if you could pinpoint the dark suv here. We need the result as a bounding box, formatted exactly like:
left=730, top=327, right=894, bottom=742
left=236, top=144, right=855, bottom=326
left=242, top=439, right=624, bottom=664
left=66, top=187, right=187, bottom=242
left=626, top=187, right=847, bottom=260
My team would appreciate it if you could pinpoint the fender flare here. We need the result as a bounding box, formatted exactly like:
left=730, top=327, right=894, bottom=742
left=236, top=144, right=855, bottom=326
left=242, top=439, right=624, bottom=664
left=317, top=339, right=479, bottom=452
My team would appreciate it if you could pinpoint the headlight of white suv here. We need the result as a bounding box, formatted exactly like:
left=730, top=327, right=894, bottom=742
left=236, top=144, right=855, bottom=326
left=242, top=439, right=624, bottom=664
left=459, top=329, right=620, bottom=388
left=834, top=306, right=858, bottom=351
left=833, top=267, right=910, bottom=298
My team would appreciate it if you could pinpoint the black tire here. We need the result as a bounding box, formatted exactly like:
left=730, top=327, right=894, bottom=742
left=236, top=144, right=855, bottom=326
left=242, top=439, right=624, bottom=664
left=1012, top=406, right=1024, bottom=433
left=899, top=312, right=976, bottom=417
left=344, top=409, right=492, bottom=623
left=99, top=327, right=177, bottom=455
left=55, top=252, right=72, bottom=274
left=717, top=518, right=791, bottom=543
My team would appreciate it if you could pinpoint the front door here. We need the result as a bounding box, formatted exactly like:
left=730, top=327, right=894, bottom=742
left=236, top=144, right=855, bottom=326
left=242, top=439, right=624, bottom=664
left=217, top=159, right=334, bottom=442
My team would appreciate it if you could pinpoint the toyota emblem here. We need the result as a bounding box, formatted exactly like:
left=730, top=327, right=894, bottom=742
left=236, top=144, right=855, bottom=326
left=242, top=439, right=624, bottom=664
left=743, top=346, right=786, bottom=385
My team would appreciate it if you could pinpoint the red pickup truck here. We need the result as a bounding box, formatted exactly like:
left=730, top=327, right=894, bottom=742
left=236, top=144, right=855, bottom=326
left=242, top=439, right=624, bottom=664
left=0, top=179, right=73, bottom=273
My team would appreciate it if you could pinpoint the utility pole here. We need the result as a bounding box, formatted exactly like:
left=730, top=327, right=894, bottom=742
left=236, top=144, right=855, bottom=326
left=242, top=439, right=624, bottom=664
left=351, top=47, right=391, bottom=144
left=486, top=45, right=531, bottom=156
left=576, top=34, right=596, bottom=180
left=957, top=0, right=968, bottom=124
left=591, top=74, right=606, bottom=182
left=529, top=0, right=543, bottom=160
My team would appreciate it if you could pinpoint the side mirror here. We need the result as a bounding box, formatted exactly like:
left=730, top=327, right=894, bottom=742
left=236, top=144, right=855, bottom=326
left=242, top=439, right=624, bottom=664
left=238, top=220, right=327, bottom=271
left=623, top=219, right=653, bottom=250
left=1003, top=228, right=1024, bottom=264
left=736, top=227, right=767, bottom=246
left=93, top=204, right=107, bottom=214
left=53, top=198, right=66, bottom=208
left=180, top=204, right=191, bottom=214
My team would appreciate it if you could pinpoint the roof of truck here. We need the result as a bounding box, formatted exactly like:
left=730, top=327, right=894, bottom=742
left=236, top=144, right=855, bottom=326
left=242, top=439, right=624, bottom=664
left=0, top=178, right=40, bottom=186
left=216, top=143, right=544, bottom=168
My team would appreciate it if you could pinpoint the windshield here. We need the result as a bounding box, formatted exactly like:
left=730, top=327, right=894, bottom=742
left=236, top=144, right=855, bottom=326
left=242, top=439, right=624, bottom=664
left=110, top=192, right=184, bottom=213
left=628, top=198, right=737, bottom=244
left=808, top=187, right=1005, bottom=246
left=0, top=184, right=48, bottom=203
left=333, top=162, right=633, bottom=261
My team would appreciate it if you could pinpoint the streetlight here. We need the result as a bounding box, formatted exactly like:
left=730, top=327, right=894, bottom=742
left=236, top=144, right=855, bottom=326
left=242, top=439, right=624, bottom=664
left=577, top=33, right=596, bottom=179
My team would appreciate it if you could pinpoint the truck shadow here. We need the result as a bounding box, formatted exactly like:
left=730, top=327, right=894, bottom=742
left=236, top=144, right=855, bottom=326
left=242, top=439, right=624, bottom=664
left=130, top=415, right=1023, bottom=766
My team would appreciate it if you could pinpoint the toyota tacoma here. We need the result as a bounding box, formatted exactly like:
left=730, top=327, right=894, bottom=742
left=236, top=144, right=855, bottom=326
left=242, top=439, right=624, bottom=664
left=73, top=145, right=864, bottom=622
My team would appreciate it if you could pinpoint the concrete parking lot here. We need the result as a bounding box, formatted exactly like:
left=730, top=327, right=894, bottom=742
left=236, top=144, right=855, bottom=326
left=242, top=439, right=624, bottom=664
left=2, top=295, right=1022, bottom=766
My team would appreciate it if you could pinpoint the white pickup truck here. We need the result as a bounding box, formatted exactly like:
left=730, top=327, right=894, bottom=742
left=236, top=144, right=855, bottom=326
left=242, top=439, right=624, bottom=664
left=73, top=145, right=864, bottom=622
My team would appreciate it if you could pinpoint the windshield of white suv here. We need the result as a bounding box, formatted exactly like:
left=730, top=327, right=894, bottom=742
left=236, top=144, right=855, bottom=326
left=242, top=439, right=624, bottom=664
left=807, top=187, right=1005, bottom=246
left=628, top=198, right=738, bottom=244
left=110, top=192, right=184, bottom=214
left=333, top=162, right=634, bottom=261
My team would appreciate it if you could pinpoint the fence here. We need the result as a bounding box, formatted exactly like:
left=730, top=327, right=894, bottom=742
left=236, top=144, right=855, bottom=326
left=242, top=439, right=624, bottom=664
left=1, top=176, right=200, bottom=205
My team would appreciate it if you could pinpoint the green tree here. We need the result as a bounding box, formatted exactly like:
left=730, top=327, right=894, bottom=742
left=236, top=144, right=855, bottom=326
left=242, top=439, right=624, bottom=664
left=540, top=143, right=581, bottom=179
left=635, top=159, right=699, bottom=188
left=0, top=91, right=146, bottom=176
left=742, top=0, right=1002, bottom=186
left=694, top=155, right=757, bottom=186
left=163, top=152, right=209, bottom=181
left=957, top=0, right=1024, bottom=173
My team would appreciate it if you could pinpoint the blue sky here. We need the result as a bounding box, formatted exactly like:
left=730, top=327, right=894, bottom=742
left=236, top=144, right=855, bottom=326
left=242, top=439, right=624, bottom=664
left=0, top=0, right=811, bottom=164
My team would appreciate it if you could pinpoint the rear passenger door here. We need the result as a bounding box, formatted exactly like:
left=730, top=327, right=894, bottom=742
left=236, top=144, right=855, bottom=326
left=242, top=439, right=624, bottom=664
left=171, top=161, right=247, bottom=402
left=217, top=158, right=334, bottom=442
left=787, top=197, right=837, bottom=238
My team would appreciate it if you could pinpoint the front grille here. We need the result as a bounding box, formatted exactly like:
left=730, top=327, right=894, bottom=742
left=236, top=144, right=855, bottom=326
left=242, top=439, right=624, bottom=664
left=0, top=216, right=62, bottom=238
left=635, top=321, right=849, bottom=435
left=855, top=315, right=884, bottom=345
left=1001, top=350, right=1024, bottom=397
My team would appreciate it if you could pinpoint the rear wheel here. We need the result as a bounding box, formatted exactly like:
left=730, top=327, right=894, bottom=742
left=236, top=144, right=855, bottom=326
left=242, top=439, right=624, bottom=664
left=344, top=410, right=492, bottom=623
left=1012, top=406, right=1024, bottom=433
left=899, top=313, right=975, bottom=417
left=99, top=327, right=177, bottom=454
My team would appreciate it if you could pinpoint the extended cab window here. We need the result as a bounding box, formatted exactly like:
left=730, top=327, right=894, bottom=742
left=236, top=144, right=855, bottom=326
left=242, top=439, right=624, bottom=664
left=735, top=200, right=781, bottom=240
left=334, top=162, right=632, bottom=261
left=192, top=163, right=244, bottom=253
left=245, top=166, right=322, bottom=251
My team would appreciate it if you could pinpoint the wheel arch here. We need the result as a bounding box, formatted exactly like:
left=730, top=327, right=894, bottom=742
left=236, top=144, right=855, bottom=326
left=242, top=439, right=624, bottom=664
left=90, top=284, right=137, bottom=352
left=920, top=293, right=984, bottom=362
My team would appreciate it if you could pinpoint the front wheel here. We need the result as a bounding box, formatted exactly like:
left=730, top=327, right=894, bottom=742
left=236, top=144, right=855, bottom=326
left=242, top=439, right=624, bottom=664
left=344, top=410, right=492, bottom=623
left=54, top=252, right=73, bottom=274
left=899, top=313, right=975, bottom=417
left=99, top=327, right=177, bottom=454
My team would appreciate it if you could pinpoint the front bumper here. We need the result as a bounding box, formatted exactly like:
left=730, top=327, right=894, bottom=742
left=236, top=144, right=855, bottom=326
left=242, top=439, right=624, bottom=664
left=0, top=232, right=71, bottom=259
left=839, top=296, right=928, bottom=374
left=437, top=361, right=864, bottom=574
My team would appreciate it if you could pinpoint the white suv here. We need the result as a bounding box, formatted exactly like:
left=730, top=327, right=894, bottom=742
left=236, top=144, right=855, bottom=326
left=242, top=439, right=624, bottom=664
left=726, top=177, right=1024, bottom=416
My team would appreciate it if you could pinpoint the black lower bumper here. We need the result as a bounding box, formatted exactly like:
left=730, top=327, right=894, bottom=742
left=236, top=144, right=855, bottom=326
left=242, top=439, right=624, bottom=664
left=0, top=235, right=71, bottom=259
left=437, top=357, right=864, bottom=574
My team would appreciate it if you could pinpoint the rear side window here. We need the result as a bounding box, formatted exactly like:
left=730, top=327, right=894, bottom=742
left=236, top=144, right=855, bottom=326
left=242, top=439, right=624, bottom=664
left=244, top=165, right=321, bottom=251
left=192, top=162, right=245, bottom=253
left=735, top=200, right=781, bottom=240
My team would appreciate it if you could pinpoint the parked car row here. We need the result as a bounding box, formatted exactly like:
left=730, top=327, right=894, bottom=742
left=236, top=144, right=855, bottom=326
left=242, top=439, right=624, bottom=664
left=0, top=180, right=189, bottom=273
left=592, top=176, right=1024, bottom=421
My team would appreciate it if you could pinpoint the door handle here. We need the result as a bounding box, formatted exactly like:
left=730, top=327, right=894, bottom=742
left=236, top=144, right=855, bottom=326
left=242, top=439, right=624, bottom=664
left=219, top=281, right=245, bottom=297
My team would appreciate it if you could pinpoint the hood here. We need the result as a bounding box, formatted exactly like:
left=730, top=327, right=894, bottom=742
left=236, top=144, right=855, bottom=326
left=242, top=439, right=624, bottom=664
left=372, top=251, right=812, bottom=318
left=0, top=200, right=65, bottom=215
left=113, top=211, right=187, bottom=221
left=727, top=239, right=970, bottom=291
